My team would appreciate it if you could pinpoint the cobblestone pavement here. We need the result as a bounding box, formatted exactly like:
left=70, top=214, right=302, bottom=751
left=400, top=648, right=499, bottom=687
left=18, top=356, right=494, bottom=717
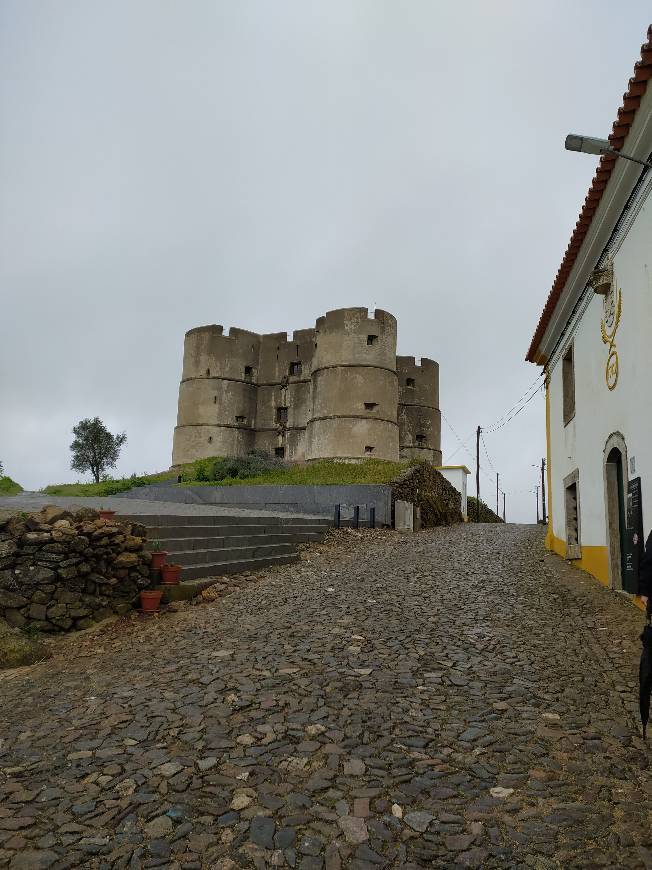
left=1, top=524, right=651, bottom=870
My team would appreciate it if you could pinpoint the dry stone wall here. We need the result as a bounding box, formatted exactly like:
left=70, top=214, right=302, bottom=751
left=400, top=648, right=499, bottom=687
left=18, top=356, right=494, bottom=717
left=391, top=463, right=463, bottom=528
left=0, top=506, right=152, bottom=632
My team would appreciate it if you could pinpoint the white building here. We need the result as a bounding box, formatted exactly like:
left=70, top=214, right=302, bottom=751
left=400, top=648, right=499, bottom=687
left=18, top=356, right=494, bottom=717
left=437, top=465, right=470, bottom=519
left=527, top=26, right=652, bottom=606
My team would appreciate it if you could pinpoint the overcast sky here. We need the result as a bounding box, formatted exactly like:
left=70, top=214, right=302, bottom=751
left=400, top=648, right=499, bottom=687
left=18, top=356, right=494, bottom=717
left=1, top=2, right=650, bottom=522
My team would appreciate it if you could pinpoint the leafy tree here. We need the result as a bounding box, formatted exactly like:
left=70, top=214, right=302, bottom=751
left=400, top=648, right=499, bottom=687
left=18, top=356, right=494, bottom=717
left=70, top=418, right=127, bottom=484
left=0, top=459, right=3, bottom=477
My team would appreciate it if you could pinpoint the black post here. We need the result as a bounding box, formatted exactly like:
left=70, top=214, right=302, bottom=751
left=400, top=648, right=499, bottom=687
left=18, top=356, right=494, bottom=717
left=541, top=458, right=547, bottom=525
left=334, top=504, right=341, bottom=528
left=476, top=426, right=481, bottom=521
left=369, top=506, right=376, bottom=529
left=502, top=492, right=506, bottom=522
left=353, top=506, right=360, bottom=529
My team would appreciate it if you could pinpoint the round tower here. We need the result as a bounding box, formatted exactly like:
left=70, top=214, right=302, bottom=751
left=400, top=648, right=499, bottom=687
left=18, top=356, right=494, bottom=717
left=397, top=356, right=442, bottom=464
left=306, top=308, right=399, bottom=461
left=172, top=325, right=260, bottom=466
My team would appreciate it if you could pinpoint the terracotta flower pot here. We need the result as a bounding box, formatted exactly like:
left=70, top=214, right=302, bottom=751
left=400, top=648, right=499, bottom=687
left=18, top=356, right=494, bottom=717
left=160, top=564, right=182, bottom=585
left=150, top=551, right=168, bottom=571
left=140, top=589, right=163, bottom=613
left=99, top=509, right=116, bottom=520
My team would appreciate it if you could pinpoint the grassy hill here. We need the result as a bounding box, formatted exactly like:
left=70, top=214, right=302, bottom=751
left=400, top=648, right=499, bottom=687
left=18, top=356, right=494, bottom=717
left=0, top=476, right=23, bottom=496
left=43, top=457, right=414, bottom=495
left=43, top=470, right=177, bottom=497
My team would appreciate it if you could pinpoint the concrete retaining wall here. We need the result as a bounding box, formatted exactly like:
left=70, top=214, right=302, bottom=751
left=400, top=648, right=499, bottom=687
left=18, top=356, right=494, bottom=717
left=115, top=484, right=393, bottom=524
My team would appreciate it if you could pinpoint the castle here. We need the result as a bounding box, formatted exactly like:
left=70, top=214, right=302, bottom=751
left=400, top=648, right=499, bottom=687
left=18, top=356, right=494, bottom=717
left=172, top=307, right=442, bottom=466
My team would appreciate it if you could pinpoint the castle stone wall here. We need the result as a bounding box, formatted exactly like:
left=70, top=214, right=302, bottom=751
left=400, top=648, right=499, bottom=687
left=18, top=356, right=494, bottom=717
left=172, top=308, right=440, bottom=465
left=397, top=356, right=442, bottom=464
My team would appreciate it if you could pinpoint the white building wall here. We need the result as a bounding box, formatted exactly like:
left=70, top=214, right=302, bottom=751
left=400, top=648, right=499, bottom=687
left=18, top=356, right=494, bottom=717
left=548, top=188, right=652, bottom=555
left=437, top=466, right=469, bottom=518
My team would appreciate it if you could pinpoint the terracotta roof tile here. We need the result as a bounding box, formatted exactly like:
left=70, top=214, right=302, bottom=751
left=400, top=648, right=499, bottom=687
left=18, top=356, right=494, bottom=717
left=527, top=25, right=652, bottom=364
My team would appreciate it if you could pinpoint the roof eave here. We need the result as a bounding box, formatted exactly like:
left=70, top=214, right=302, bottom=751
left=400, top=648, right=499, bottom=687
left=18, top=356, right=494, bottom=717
left=526, top=27, right=652, bottom=365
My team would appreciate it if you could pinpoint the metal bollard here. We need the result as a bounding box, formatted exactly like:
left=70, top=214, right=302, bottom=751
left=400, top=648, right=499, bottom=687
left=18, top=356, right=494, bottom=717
left=369, top=506, right=376, bottom=529
left=334, top=504, right=341, bottom=528
left=353, top=506, right=360, bottom=529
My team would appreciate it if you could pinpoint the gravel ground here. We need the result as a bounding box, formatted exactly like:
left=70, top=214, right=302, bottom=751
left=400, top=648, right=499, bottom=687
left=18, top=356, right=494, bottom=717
left=0, top=494, right=320, bottom=520
left=0, top=523, right=651, bottom=869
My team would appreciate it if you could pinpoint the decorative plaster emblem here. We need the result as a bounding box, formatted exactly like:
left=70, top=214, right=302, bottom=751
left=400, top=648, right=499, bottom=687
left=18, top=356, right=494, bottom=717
left=601, top=285, right=622, bottom=391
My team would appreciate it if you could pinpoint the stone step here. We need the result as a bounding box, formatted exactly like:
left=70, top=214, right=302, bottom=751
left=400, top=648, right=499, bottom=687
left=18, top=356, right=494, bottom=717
left=145, top=523, right=328, bottom=541
left=171, top=542, right=297, bottom=567
left=136, top=513, right=329, bottom=580
left=124, top=513, right=331, bottom=528
left=177, top=552, right=299, bottom=580
left=149, top=531, right=324, bottom=552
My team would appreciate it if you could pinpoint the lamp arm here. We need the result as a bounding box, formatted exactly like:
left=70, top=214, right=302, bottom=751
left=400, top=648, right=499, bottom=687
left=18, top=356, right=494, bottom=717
left=605, top=146, right=652, bottom=170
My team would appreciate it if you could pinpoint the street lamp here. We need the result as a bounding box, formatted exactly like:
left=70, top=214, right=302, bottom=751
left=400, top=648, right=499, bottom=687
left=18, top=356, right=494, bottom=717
left=565, top=133, right=652, bottom=170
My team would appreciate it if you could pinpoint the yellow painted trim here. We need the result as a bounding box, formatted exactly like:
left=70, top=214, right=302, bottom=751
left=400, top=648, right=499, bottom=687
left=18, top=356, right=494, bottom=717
left=547, top=532, right=647, bottom=610
left=544, top=376, right=646, bottom=612
left=544, top=378, right=555, bottom=551
left=549, top=533, right=608, bottom=585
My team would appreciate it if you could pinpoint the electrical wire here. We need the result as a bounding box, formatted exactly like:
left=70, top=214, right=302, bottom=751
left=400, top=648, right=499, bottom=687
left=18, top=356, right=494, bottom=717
left=440, top=413, right=476, bottom=464
left=485, top=383, right=544, bottom=434
left=484, top=373, right=546, bottom=433
left=446, top=431, right=476, bottom=462
left=442, top=412, right=504, bottom=496
left=480, top=431, right=495, bottom=472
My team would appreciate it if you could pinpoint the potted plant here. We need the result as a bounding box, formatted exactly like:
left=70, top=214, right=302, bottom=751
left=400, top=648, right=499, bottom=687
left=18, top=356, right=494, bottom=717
left=140, top=589, right=163, bottom=613
left=160, top=563, right=182, bottom=585
left=98, top=506, right=116, bottom=520
left=150, top=541, right=168, bottom=571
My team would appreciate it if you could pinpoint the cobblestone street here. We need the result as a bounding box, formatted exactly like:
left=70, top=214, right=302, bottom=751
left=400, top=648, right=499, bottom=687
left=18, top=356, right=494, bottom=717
left=1, top=524, right=651, bottom=870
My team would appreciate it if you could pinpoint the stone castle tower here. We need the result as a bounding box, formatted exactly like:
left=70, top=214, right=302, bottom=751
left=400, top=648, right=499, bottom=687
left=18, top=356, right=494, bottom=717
left=172, top=307, right=441, bottom=466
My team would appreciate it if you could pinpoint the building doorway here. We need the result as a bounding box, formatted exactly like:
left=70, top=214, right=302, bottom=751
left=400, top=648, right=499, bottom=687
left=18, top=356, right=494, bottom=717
left=605, top=442, right=627, bottom=591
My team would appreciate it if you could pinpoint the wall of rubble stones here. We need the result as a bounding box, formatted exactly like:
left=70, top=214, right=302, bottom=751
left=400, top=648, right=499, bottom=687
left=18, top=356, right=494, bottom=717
left=391, top=463, right=463, bottom=527
left=0, top=506, right=152, bottom=632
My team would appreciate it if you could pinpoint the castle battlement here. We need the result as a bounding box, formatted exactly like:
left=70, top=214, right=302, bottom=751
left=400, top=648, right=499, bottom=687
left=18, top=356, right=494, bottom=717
left=172, top=307, right=441, bottom=466
left=397, top=355, right=438, bottom=370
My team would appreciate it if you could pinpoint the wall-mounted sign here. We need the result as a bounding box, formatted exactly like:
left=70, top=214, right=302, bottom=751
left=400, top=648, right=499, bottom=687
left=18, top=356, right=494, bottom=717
left=624, top=476, right=643, bottom=594
left=601, top=285, right=622, bottom=391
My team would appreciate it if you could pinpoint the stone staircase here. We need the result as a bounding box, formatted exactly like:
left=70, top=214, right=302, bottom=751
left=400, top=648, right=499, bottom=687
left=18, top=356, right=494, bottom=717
left=134, top=513, right=332, bottom=581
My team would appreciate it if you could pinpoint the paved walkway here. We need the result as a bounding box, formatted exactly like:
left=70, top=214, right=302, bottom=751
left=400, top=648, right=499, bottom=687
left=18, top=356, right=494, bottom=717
left=0, top=525, right=651, bottom=869
left=0, top=494, right=318, bottom=519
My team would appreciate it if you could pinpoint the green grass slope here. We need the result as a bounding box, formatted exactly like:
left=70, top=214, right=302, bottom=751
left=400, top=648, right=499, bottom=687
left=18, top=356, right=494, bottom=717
left=42, top=458, right=415, bottom=495
left=189, top=457, right=411, bottom=487
left=0, top=476, right=23, bottom=496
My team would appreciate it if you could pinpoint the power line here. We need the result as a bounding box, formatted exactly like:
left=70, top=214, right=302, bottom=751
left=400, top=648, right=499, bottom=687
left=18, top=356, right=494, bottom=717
left=446, top=431, right=476, bottom=462
left=484, top=373, right=546, bottom=433
left=442, top=414, right=503, bottom=494
left=485, top=383, right=544, bottom=434
left=480, top=431, right=495, bottom=472
left=441, top=413, right=477, bottom=464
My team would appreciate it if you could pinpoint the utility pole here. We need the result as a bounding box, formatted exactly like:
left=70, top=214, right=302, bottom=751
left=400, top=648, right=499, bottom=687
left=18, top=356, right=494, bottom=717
left=502, top=492, right=506, bottom=522
left=535, top=485, right=540, bottom=524
left=476, top=426, right=481, bottom=521
left=496, top=473, right=499, bottom=517
left=541, top=458, right=547, bottom=525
